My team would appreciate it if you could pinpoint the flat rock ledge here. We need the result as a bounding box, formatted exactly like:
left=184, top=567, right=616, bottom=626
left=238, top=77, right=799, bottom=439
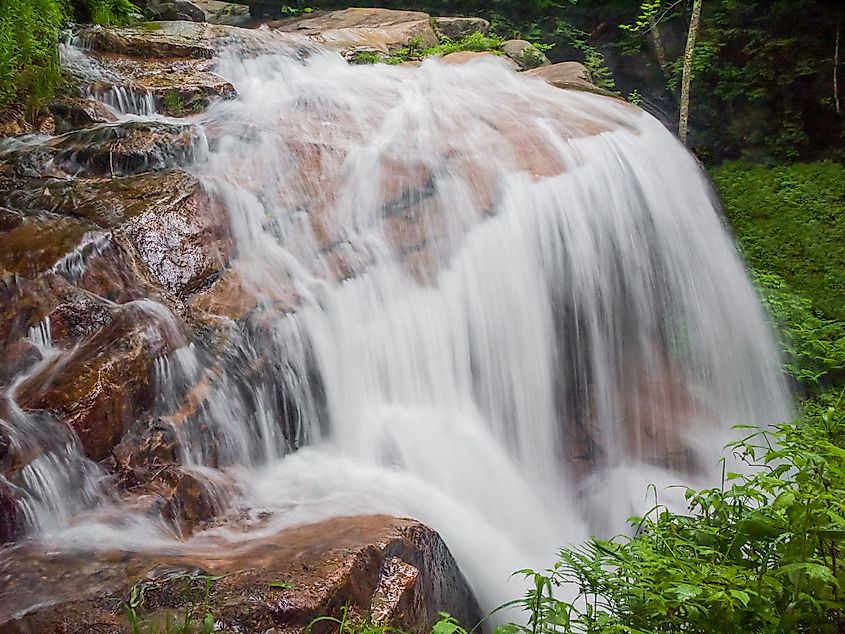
left=0, top=515, right=481, bottom=634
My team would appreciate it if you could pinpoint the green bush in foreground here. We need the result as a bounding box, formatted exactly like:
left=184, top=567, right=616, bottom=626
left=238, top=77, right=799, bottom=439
left=504, top=394, right=845, bottom=633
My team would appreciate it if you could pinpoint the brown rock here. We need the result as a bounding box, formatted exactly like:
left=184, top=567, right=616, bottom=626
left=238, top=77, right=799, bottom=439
left=0, top=214, right=95, bottom=277
left=47, top=120, right=201, bottom=177
left=15, top=302, right=184, bottom=461
left=0, top=170, right=232, bottom=299
left=0, top=516, right=481, bottom=633
left=79, top=21, right=219, bottom=59
left=276, top=8, right=438, bottom=56
left=524, top=62, right=621, bottom=99
left=439, top=50, right=518, bottom=70
left=502, top=39, right=550, bottom=70
left=87, top=53, right=236, bottom=115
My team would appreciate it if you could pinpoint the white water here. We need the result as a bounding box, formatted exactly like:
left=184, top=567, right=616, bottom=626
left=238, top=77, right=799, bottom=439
left=2, top=41, right=791, bottom=617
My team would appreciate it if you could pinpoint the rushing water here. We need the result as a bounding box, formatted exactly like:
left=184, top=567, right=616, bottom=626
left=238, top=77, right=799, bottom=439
left=2, top=39, right=791, bottom=616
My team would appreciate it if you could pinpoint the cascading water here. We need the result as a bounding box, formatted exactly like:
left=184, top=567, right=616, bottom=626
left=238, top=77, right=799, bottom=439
left=1, top=35, right=791, bottom=618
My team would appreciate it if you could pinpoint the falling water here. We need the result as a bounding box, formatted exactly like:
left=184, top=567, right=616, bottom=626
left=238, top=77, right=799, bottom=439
left=2, top=40, right=791, bottom=616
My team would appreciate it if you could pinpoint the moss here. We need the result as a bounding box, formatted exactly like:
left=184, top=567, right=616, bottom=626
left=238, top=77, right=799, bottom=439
left=161, top=90, right=185, bottom=115
left=352, top=32, right=506, bottom=66
left=713, top=161, right=845, bottom=322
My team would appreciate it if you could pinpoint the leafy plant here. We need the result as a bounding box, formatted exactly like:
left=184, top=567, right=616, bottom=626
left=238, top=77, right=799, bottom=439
left=0, top=0, right=141, bottom=113
left=124, top=573, right=217, bottom=634
left=753, top=271, right=845, bottom=391
left=498, top=397, right=845, bottom=633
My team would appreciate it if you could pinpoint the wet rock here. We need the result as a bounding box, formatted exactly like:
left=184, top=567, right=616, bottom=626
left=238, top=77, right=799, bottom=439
left=78, top=20, right=292, bottom=60
left=50, top=97, right=118, bottom=134
left=502, top=39, right=550, bottom=70
left=0, top=214, right=95, bottom=277
left=0, top=481, right=21, bottom=544
left=276, top=8, right=438, bottom=56
left=190, top=0, right=251, bottom=26
left=432, top=17, right=489, bottom=41
left=0, top=121, right=200, bottom=179
left=49, top=120, right=201, bottom=177
left=15, top=302, right=184, bottom=461
left=79, top=21, right=219, bottom=59
left=0, top=170, right=232, bottom=299
left=1, top=516, right=481, bottom=633
left=88, top=54, right=236, bottom=115
left=524, top=62, right=619, bottom=98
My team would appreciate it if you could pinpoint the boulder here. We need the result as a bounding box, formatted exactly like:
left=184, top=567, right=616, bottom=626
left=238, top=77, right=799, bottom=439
left=0, top=170, right=232, bottom=299
left=432, top=16, right=489, bottom=41
left=79, top=21, right=219, bottom=59
left=502, top=39, right=550, bottom=70
left=78, top=20, right=295, bottom=60
left=48, top=120, right=201, bottom=177
left=275, top=8, right=439, bottom=56
left=0, top=516, right=481, bottom=633
left=440, top=50, right=519, bottom=70
left=524, top=61, right=619, bottom=98
left=190, top=0, right=251, bottom=26
left=86, top=54, right=236, bottom=115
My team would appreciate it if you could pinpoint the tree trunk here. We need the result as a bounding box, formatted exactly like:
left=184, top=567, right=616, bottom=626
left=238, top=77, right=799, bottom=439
left=678, top=0, right=703, bottom=145
left=649, top=16, right=669, bottom=78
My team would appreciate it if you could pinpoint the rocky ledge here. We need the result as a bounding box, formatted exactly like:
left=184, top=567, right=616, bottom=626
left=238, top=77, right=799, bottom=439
left=0, top=515, right=481, bottom=632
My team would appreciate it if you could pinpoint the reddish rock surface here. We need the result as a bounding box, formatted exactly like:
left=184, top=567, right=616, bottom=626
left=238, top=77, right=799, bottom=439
left=0, top=516, right=481, bottom=633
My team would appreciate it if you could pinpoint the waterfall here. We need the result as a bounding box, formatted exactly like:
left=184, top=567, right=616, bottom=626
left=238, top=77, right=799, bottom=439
left=1, top=41, right=791, bottom=616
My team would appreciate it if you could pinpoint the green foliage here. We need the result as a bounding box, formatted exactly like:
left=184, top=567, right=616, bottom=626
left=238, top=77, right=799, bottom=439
left=553, top=20, right=616, bottom=92
left=0, top=0, right=140, bottom=113
left=713, top=161, right=845, bottom=322
left=0, top=0, right=67, bottom=113
left=124, top=573, right=217, bottom=634
left=753, top=271, right=845, bottom=391
left=78, top=0, right=140, bottom=26
left=500, top=397, right=845, bottom=633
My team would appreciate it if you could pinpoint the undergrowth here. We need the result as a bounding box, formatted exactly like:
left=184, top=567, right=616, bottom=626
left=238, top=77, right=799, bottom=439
left=0, top=0, right=139, bottom=114
left=713, top=161, right=845, bottom=322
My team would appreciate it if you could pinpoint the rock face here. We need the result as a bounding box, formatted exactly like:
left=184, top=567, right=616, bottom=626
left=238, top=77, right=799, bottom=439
left=0, top=516, right=481, bottom=633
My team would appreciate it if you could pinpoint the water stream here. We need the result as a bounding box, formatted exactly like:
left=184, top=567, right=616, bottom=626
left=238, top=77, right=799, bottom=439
left=1, top=39, right=792, bottom=617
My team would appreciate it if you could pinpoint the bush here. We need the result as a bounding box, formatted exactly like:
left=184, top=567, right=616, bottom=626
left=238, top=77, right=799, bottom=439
left=503, top=394, right=845, bottom=633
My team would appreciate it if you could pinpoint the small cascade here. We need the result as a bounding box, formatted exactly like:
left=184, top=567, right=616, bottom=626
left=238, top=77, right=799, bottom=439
left=52, top=232, right=112, bottom=283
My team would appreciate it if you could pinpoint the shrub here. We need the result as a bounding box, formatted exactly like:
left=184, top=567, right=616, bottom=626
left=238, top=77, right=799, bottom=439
left=502, top=394, right=845, bottom=633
